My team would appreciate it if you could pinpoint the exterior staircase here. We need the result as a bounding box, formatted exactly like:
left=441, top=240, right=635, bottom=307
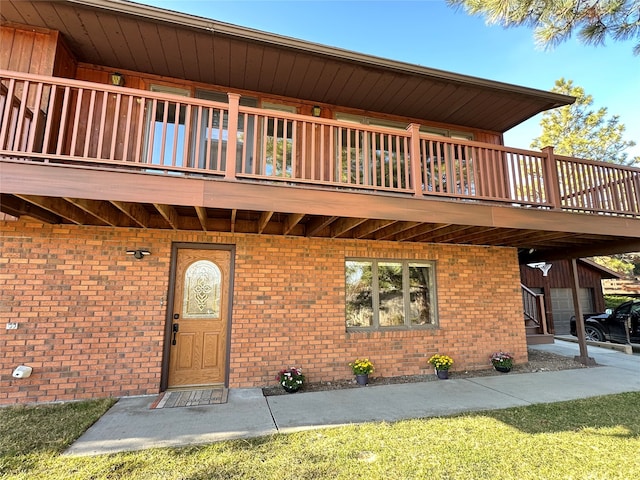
left=522, top=284, right=554, bottom=345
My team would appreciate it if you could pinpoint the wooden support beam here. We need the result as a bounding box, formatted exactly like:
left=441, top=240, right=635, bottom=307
left=153, top=203, right=179, bottom=229
left=283, top=213, right=305, bottom=235
left=111, top=201, right=150, bottom=228
left=569, top=258, right=597, bottom=366
left=305, top=216, right=337, bottom=237
left=330, top=218, right=368, bottom=237
left=257, top=211, right=274, bottom=234
left=195, top=206, right=208, bottom=231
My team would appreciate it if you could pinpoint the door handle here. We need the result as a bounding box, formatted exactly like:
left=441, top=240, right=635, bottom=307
left=172, top=323, right=179, bottom=345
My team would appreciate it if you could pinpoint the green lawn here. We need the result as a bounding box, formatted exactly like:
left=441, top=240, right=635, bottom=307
left=1, top=393, right=639, bottom=479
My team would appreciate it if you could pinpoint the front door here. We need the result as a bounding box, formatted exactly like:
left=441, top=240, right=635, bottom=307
left=167, top=248, right=231, bottom=388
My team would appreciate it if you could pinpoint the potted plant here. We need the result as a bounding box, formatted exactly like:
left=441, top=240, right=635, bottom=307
left=349, top=358, right=374, bottom=385
left=428, top=354, right=454, bottom=379
left=490, top=352, right=513, bottom=373
left=276, top=367, right=305, bottom=393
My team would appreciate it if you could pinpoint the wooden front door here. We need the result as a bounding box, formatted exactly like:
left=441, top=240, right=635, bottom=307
left=167, top=248, right=231, bottom=388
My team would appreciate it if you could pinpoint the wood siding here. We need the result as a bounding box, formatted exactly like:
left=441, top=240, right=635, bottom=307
left=0, top=26, right=59, bottom=75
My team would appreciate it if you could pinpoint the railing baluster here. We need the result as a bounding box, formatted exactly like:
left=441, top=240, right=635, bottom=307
left=83, top=90, right=96, bottom=157
left=55, top=86, right=71, bottom=155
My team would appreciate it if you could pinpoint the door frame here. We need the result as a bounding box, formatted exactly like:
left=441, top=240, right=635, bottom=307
left=160, top=242, right=235, bottom=392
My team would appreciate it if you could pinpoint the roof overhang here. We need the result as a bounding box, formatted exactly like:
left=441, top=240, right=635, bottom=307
left=1, top=0, right=574, bottom=132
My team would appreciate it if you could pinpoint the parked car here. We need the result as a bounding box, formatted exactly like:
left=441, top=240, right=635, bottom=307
left=570, top=300, right=640, bottom=344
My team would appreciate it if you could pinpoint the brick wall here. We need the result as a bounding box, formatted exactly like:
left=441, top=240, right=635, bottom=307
left=0, top=220, right=527, bottom=405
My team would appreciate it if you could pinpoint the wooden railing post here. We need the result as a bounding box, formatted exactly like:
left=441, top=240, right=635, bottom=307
left=225, top=92, right=241, bottom=180
left=542, top=146, right=561, bottom=209
left=407, top=123, right=423, bottom=197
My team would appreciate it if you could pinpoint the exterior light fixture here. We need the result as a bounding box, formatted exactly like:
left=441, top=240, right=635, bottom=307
left=110, top=72, right=125, bottom=86
left=126, top=249, right=151, bottom=259
left=311, top=105, right=321, bottom=117
left=527, top=262, right=552, bottom=277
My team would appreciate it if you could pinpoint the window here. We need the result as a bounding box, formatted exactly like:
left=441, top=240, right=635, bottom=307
left=346, top=259, right=437, bottom=329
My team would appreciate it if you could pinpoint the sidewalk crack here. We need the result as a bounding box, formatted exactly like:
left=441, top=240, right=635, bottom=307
left=264, top=396, right=280, bottom=432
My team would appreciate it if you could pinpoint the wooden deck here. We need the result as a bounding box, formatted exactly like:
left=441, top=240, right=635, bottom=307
left=2, top=70, right=640, bottom=260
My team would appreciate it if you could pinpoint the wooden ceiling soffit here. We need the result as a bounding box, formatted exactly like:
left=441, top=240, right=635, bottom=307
left=111, top=201, right=151, bottom=228
left=439, top=227, right=500, bottom=244
left=393, top=223, right=452, bottom=242
left=493, top=230, right=577, bottom=247
left=350, top=219, right=397, bottom=239
left=16, top=195, right=102, bottom=225
left=419, top=225, right=487, bottom=244
left=374, top=221, right=422, bottom=240
left=283, top=213, right=306, bottom=235
left=330, top=218, right=368, bottom=238
left=257, top=211, right=274, bottom=234
left=306, top=216, right=338, bottom=237
left=195, top=206, right=208, bottom=231
left=64, top=198, right=132, bottom=227
left=0, top=194, right=60, bottom=224
left=153, top=204, right=179, bottom=229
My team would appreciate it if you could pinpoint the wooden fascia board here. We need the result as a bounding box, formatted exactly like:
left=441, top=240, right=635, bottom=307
left=2, top=161, right=639, bottom=239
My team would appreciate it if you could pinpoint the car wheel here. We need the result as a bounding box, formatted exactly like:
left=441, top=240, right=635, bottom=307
left=584, top=325, right=605, bottom=342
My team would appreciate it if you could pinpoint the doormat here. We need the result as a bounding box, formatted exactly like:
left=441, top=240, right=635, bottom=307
left=151, top=388, right=228, bottom=409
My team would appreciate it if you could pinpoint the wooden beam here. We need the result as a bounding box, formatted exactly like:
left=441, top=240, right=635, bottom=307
left=195, top=206, right=208, bottom=231
left=306, top=216, right=337, bottom=237
left=15, top=195, right=99, bottom=225
left=330, top=218, right=368, bottom=237
left=569, top=258, right=596, bottom=366
left=153, top=203, right=178, bottom=229
left=64, top=198, right=129, bottom=226
left=523, top=239, right=640, bottom=263
left=111, top=201, right=150, bottom=228
left=283, top=213, right=305, bottom=235
left=257, top=211, right=273, bottom=234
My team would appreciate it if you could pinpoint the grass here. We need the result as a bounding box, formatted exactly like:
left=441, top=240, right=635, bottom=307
left=1, top=393, right=639, bottom=479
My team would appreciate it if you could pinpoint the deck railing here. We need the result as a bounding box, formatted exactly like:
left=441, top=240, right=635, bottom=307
left=1, top=69, right=639, bottom=217
left=521, top=284, right=548, bottom=335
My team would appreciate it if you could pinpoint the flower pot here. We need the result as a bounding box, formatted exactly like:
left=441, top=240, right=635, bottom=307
left=355, top=374, right=369, bottom=385
left=494, top=365, right=511, bottom=373
left=282, top=385, right=301, bottom=393
left=435, top=369, right=449, bottom=379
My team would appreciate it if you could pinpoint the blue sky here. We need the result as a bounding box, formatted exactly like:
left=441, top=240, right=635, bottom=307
left=140, top=0, right=639, bottom=158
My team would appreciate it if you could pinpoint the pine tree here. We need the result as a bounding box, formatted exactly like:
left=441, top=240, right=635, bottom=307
left=530, top=78, right=638, bottom=166
left=448, top=0, right=640, bottom=55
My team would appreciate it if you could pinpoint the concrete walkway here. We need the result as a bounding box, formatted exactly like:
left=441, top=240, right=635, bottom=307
left=65, top=340, right=640, bottom=456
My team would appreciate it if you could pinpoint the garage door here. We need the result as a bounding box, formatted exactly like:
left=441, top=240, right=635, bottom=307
left=550, top=288, right=594, bottom=334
